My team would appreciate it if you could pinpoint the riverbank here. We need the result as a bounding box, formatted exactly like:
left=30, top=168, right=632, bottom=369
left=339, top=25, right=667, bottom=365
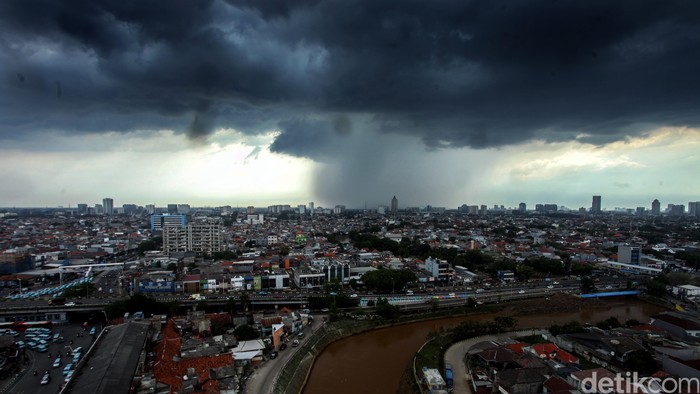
left=408, top=294, right=667, bottom=393
left=272, top=303, right=505, bottom=394
left=302, top=296, right=665, bottom=394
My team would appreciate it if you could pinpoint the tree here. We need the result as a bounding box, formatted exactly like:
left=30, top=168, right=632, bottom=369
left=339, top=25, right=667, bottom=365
left=63, top=283, right=96, bottom=298
left=581, top=276, right=596, bottom=293
left=625, top=349, right=659, bottom=375
left=233, top=324, right=259, bottom=340
left=324, top=279, right=341, bottom=293
left=375, top=297, right=400, bottom=319
left=239, top=293, right=251, bottom=312
left=362, top=269, right=417, bottom=293
left=595, top=316, right=622, bottom=330
left=196, top=299, right=208, bottom=311
left=549, top=320, right=585, bottom=336
left=516, top=265, right=535, bottom=281
left=226, top=298, right=238, bottom=315
left=646, top=275, right=669, bottom=297
left=137, top=237, right=162, bottom=255
left=494, top=316, right=518, bottom=331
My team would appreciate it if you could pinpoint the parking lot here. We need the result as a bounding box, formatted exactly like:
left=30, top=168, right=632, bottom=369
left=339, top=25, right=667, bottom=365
left=2, top=321, right=101, bottom=394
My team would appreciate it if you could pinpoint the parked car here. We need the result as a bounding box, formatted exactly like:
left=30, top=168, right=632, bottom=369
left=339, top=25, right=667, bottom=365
left=63, top=363, right=74, bottom=376
left=297, top=332, right=305, bottom=339
left=53, top=357, right=62, bottom=368
left=41, top=373, right=50, bottom=385
left=279, top=343, right=287, bottom=351
left=270, top=351, right=278, bottom=359
left=64, top=370, right=74, bottom=383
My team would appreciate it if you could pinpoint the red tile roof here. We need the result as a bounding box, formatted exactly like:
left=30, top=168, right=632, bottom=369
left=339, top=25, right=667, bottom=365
left=153, top=319, right=233, bottom=393
left=505, top=342, right=527, bottom=355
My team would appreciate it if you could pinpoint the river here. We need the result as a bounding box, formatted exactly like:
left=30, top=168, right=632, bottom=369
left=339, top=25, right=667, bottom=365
left=303, top=298, right=665, bottom=394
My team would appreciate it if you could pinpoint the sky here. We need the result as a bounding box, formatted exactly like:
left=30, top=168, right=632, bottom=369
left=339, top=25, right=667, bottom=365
left=1, top=0, right=700, bottom=210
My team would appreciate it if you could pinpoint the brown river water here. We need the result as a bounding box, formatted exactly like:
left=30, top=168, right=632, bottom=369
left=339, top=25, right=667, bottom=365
left=303, top=298, right=665, bottom=394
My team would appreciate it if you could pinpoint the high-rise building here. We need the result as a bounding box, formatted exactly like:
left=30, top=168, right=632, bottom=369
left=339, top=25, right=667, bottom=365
left=122, top=204, right=139, bottom=215
left=309, top=202, right=314, bottom=216
left=150, top=214, right=187, bottom=232
left=591, top=196, right=601, bottom=214
left=391, top=196, right=398, bottom=213
left=334, top=205, right=346, bottom=214
left=145, top=204, right=156, bottom=215
left=298, top=204, right=306, bottom=214
left=618, top=245, right=641, bottom=265
left=103, top=198, right=114, bottom=215
left=518, top=202, right=526, bottom=213
left=247, top=206, right=255, bottom=215
left=77, top=204, right=88, bottom=215
left=668, top=204, right=685, bottom=217
left=162, top=218, right=222, bottom=255
left=177, top=204, right=191, bottom=214
left=94, top=204, right=103, bottom=214
left=167, top=204, right=178, bottom=214
left=651, top=199, right=661, bottom=215
left=544, top=204, right=558, bottom=213
left=688, top=201, right=700, bottom=217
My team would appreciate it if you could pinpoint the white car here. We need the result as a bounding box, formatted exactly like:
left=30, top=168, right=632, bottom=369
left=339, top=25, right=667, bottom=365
left=518, top=290, right=525, bottom=294
left=65, top=302, right=76, bottom=306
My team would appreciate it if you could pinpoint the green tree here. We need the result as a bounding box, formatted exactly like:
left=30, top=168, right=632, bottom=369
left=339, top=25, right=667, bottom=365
left=375, top=297, right=400, bottom=319
left=226, top=298, right=238, bottom=315
left=494, top=316, right=518, bottom=331
left=625, top=349, right=659, bottom=375
left=581, top=276, right=596, bottom=293
left=324, top=279, right=341, bottom=293
left=362, top=268, right=416, bottom=293
left=549, top=320, right=585, bottom=336
left=233, top=324, right=259, bottom=340
left=137, top=237, right=162, bottom=255
left=596, top=316, right=622, bottom=330
left=63, top=283, right=96, bottom=298
left=516, top=265, right=535, bottom=281
left=646, top=275, right=669, bottom=297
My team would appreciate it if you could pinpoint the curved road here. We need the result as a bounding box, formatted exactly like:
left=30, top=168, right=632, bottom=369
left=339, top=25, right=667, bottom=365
left=444, top=329, right=548, bottom=394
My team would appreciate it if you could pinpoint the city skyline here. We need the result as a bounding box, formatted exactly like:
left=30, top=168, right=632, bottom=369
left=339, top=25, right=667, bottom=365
left=3, top=194, right=698, bottom=214
left=1, top=1, right=700, bottom=208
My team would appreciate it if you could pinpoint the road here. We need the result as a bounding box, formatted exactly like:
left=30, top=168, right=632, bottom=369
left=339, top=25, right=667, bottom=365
left=3, top=323, right=99, bottom=394
left=243, top=315, right=326, bottom=394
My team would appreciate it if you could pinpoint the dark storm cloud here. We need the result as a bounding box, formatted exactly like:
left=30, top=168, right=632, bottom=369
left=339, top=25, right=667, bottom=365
left=2, top=0, right=700, bottom=152
left=269, top=118, right=337, bottom=160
